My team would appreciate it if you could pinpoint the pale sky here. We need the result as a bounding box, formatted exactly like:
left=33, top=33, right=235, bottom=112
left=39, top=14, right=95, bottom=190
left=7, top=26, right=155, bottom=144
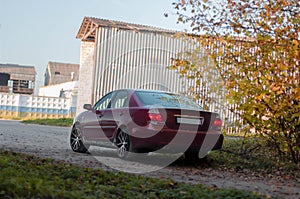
left=0, top=0, right=188, bottom=91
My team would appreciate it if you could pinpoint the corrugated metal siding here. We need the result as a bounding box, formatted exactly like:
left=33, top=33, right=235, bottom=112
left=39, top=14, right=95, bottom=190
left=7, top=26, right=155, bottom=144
left=89, top=26, right=243, bottom=134
left=92, top=28, right=188, bottom=103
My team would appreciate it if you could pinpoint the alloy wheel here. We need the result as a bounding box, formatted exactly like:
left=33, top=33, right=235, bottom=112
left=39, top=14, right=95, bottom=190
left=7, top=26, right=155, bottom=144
left=70, top=126, right=88, bottom=153
left=115, top=129, right=131, bottom=158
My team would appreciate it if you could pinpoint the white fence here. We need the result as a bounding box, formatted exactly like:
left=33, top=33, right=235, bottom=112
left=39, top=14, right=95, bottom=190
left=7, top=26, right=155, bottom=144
left=0, top=93, right=76, bottom=118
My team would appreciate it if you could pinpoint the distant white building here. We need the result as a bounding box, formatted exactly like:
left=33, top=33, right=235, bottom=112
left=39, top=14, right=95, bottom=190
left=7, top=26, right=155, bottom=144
left=39, top=62, right=79, bottom=98
left=38, top=81, right=78, bottom=98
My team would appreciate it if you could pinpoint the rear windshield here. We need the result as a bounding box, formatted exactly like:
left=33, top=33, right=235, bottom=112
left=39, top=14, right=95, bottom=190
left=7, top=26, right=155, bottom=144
left=135, top=91, right=203, bottom=110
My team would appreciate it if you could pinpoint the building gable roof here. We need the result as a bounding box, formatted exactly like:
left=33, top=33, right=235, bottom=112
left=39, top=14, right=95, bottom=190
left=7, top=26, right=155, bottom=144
left=0, top=63, right=36, bottom=75
left=0, top=63, right=36, bottom=81
left=76, top=17, right=177, bottom=42
left=46, top=61, right=79, bottom=85
left=47, top=62, right=79, bottom=77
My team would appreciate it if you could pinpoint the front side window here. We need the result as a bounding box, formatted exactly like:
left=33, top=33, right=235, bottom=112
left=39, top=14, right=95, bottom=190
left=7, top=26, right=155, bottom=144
left=93, top=92, right=113, bottom=110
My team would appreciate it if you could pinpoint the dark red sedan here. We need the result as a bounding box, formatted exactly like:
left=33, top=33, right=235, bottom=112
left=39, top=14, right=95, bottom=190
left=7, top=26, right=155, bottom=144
left=70, top=89, right=223, bottom=160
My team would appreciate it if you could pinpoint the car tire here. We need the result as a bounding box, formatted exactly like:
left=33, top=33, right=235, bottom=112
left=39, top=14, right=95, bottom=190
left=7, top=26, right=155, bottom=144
left=184, top=151, right=208, bottom=163
left=115, top=128, right=132, bottom=159
left=70, top=124, right=88, bottom=153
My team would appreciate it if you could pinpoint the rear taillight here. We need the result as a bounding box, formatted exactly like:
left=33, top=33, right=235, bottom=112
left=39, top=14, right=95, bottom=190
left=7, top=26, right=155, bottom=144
left=212, top=117, right=222, bottom=130
left=147, top=109, right=164, bottom=125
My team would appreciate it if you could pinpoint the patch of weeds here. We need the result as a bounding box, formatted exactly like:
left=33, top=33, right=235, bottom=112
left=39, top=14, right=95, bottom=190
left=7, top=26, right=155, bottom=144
left=206, top=137, right=300, bottom=177
left=0, top=116, right=22, bottom=120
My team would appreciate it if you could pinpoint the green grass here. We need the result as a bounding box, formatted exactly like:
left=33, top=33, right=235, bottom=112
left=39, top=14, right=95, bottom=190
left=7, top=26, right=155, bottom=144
left=0, top=149, right=271, bottom=199
left=22, top=118, right=73, bottom=127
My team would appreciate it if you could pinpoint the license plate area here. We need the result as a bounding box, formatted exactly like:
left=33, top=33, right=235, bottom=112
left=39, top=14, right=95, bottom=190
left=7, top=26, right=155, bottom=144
left=176, top=117, right=204, bottom=125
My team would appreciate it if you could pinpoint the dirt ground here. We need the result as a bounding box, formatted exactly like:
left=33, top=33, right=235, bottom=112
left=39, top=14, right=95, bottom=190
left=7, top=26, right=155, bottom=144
left=1, top=120, right=299, bottom=198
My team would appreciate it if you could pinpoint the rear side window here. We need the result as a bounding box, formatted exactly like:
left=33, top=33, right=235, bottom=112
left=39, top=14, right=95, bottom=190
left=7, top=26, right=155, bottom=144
left=135, top=91, right=203, bottom=109
left=111, top=91, right=128, bottom=108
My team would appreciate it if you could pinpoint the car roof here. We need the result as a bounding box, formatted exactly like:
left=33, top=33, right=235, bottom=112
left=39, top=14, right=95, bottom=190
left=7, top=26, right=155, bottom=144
left=113, top=89, right=176, bottom=95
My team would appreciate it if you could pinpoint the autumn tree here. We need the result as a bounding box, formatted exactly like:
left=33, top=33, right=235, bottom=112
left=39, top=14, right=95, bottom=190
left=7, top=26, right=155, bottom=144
left=171, top=0, right=300, bottom=163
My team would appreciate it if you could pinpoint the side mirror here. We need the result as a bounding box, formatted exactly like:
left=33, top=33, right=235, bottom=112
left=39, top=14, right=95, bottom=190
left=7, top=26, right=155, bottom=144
left=83, top=104, right=92, bottom=110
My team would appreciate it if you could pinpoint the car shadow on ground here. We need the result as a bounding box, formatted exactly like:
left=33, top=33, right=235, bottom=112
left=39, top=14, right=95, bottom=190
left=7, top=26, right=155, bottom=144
left=82, top=146, right=213, bottom=169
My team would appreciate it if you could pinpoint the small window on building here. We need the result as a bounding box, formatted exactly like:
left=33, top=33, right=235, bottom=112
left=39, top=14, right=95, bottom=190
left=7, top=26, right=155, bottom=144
left=54, top=71, right=60, bottom=75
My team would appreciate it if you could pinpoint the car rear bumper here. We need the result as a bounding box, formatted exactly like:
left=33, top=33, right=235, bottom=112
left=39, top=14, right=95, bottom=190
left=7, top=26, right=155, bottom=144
left=130, top=126, right=224, bottom=153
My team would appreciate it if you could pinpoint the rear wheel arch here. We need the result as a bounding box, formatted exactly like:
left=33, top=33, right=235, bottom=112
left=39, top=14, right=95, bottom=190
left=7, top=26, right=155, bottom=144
left=114, top=125, right=129, bottom=141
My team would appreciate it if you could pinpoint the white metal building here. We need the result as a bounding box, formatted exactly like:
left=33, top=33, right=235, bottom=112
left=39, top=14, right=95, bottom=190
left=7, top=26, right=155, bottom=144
left=75, top=17, right=193, bottom=114
left=75, top=17, right=240, bottom=133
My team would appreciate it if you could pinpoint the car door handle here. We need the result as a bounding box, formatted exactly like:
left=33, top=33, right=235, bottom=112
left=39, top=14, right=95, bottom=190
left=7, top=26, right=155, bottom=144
left=97, top=113, right=103, bottom=118
left=119, top=112, right=123, bottom=116
left=95, top=110, right=103, bottom=118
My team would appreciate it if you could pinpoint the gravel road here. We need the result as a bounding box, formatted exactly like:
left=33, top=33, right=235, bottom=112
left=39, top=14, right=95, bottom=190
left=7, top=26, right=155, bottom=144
left=0, top=119, right=299, bottom=198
